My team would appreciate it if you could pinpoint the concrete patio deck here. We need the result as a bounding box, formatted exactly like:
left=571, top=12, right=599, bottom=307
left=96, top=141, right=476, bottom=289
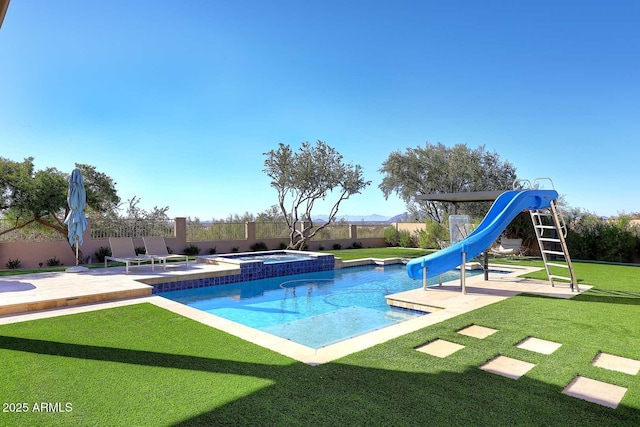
left=0, top=261, right=238, bottom=316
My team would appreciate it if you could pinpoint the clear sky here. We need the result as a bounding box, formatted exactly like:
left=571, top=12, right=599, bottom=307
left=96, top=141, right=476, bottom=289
left=1, top=1, right=638, bottom=220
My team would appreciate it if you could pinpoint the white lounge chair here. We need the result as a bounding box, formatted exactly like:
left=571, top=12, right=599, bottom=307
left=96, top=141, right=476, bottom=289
left=143, top=236, right=189, bottom=270
left=490, top=238, right=523, bottom=256
left=105, top=237, right=155, bottom=273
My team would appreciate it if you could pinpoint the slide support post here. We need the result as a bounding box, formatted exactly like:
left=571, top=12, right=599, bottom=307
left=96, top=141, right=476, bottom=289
left=484, top=250, right=489, bottom=281
left=422, top=264, right=427, bottom=290
left=461, top=251, right=467, bottom=295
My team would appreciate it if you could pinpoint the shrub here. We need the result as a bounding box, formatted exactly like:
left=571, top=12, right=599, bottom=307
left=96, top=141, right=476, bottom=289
left=278, top=242, right=287, bottom=250
left=250, top=242, right=268, bottom=251
left=383, top=226, right=400, bottom=246
left=94, top=246, right=112, bottom=263
left=332, top=243, right=342, bottom=250
left=318, top=245, right=325, bottom=251
left=208, top=247, right=217, bottom=255
left=231, top=247, right=239, bottom=253
left=418, top=221, right=449, bottom=249
left=184, top=245, right=201, bottom=256
left=6, top=258, right=21, bottom=269
left=399, top=230, right=414, bottom=248
left=566, top=213, right=639, bottom=263
left=46, top=256, right=60, bottom=267
left=135, top=246, right=146, bottom=256
left=351, top=241, right=363, bottom=249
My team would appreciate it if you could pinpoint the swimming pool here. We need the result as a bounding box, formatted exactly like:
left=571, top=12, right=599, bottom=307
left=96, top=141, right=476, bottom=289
left=159, top=264, right=482, bottom=348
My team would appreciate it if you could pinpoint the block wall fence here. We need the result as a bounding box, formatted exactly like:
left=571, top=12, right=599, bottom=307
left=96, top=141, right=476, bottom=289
left=0, top=218, right=418, bottom=269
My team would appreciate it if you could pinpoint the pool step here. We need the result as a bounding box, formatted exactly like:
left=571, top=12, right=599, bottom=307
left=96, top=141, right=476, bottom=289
left=386, top=296, right=443, bottom=313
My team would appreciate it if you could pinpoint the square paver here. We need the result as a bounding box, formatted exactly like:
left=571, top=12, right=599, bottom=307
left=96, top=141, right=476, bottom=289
left=416, top=339, right=465, bottom=358
left=457, top=325, right=498, bottom=339
left=592, top=352, right=640, bottom=375
left=516, top=337, right=562, bottom=355
left=563, top=376, right=627, bottom=409
left=479, top=355, right=535, bottom=379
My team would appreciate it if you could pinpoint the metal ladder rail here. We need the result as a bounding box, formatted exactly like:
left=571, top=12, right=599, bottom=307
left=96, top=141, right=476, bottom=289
left=530, top=209, right=557, bottom=286
left=549, top=201, right=578, bottom=291
left=530, top=203, right=578, bottom=291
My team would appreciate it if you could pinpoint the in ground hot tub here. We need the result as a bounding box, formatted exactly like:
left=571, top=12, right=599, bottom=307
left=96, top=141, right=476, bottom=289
left=195, top=250, right=335, bottom=281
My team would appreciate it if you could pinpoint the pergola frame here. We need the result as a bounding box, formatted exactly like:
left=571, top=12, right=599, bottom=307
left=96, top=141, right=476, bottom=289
left=415, top=190, right=508, bottom=281
left=416, top=190, right=506, bottom=214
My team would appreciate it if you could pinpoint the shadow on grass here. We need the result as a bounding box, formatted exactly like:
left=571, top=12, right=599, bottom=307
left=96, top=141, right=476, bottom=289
left=515, top=289, right=640, bottom=306
left=573, top=289, right=640, bottom=306
left=1, top=335, right=638, bottom=426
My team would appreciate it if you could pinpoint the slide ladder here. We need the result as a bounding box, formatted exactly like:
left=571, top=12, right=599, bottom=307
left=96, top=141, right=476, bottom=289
left=529, top=192, right=578, bottom=292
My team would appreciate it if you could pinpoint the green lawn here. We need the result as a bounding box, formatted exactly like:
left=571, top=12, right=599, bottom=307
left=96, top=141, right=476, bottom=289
left=1, top=253, right=639, bottom=425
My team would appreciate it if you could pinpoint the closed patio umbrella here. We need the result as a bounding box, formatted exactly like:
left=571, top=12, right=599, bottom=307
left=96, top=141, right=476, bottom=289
left=64, top=168, right=88, bottom=273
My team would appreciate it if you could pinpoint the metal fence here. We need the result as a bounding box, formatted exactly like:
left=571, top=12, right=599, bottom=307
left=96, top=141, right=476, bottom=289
left=354, top=224, right=387, bottom=239
left=2, top=217, right=388, bottom=243
left=312, top=223, right=351, bottom=240
left=187, top=222, right=246, bottom=241
left=255, top=222, right=291, bottom=239
left=90, top=218, right=175, bottom=239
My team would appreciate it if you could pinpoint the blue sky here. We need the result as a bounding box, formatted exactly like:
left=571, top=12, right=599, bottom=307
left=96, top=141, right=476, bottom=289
left=1, top=1, right=638, bottom=220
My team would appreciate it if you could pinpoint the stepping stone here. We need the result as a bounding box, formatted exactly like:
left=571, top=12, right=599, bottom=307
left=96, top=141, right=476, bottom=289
left=562, top=376, right=627, bottom=409
left=457, top=325, right=498, bottom=339
left=416, top=339, right=465, bottom=358
left=479, top=355, right=535, bottom=379
left=516, top=337, right=562, bottom=355
left=592, top=352, right=640, bottom=375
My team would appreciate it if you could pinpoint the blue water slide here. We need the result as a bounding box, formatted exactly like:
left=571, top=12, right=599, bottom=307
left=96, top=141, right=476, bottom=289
left=406, top=189, right=558, bottom=280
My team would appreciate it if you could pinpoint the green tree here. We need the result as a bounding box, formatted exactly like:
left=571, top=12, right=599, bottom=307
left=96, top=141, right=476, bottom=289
left=263, top=140, right=371, bottom=250
left=0, top=157, right=120, bottom=256
left=256, top=205, right=285, bottom=223
left=379, top=142, right=517, bottom=223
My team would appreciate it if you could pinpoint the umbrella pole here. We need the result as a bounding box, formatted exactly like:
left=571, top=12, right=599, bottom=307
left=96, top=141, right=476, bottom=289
left=75, top=236, right=79, bottom=266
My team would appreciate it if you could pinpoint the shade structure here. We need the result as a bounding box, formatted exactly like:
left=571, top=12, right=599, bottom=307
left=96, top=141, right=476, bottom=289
left=64, top=168, right=88, bottom=271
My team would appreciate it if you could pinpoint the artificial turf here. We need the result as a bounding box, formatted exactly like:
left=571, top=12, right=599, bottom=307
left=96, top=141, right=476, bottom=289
left=1, top=262, right=639, bottom=426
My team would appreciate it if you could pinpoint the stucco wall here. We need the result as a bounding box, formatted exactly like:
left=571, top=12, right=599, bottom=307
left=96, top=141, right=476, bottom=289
left=0, top=218, right=390, bottom=269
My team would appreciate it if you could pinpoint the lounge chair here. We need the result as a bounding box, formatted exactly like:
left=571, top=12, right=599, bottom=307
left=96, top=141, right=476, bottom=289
left=490, top=238, right=523, bottom=256
left=105, top=237, right=155, bottom=273
left=143, top=236, right=189, bottom=270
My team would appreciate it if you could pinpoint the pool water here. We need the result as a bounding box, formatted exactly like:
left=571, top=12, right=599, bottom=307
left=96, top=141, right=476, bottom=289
left=159, top=264, right=481, bottom=348
left=230, top=253, right=317, bottom=263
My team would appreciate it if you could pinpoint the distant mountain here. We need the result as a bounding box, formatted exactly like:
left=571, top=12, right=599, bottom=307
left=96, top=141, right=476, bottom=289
left=312, top=213, right=405, bottom=223
left=388, top=213, right=410, bottom=222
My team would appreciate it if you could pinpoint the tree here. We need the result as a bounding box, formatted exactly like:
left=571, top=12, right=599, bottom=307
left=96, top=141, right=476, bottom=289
left=123, top=196, right=169, bottom=221
left=0, top=157, right=120, bottom=257
left=379, top=142, right=517, bottom=222
left=263, top=140, right=371, bottom=250
left=256, top=205, right=286, bottom=223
